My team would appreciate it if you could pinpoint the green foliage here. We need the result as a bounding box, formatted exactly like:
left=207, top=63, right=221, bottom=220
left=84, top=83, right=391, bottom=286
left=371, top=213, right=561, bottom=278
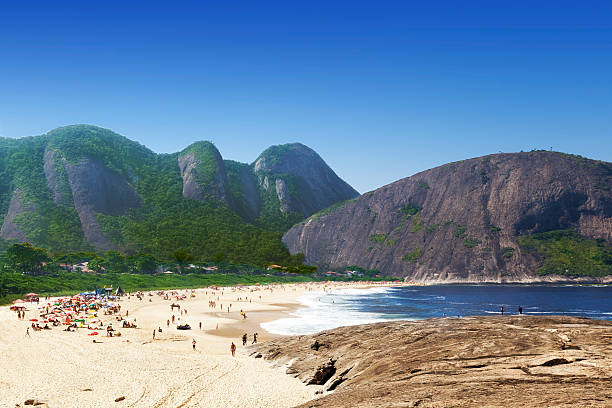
left=425, top=224, right=439, bottom=233
left=489, top=225, right=502, bottom=232
left=0, top=271, right=316, bottom=304
left=308, top=197, right=357, bottom=221
left=182, top=141, right=223, bottom=195
left=400, top=203, right=421, bottom=217
left=402, top=248, right=423, bottom=262
left=501, top=247, right=515, bottom=258
left=417, top=180, right=430, bottom=189
left=369, top=234, right=386, bottom=243
left=6, top=243, right=49, bottom=275
left=517, top=229, right=612, bottom=277
left=410, top=213, right=424, bottom=233
left=454, top=225, right=467, bottom=238
left=254, top=173, right=304, bottom=232
left=386, top=238, right=397, bottom=247
left=463, top=237, right=482, bottom=248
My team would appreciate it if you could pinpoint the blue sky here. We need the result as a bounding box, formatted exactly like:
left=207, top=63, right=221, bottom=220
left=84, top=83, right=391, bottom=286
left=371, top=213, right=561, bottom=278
left=1, top=1, right=610, bottom=193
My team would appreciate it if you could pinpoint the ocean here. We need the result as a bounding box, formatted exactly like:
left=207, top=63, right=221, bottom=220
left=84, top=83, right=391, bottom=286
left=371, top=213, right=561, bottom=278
left=261, top=284, right=612, bottom=335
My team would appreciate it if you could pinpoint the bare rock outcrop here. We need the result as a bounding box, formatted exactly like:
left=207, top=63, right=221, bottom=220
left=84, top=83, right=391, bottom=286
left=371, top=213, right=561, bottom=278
left=253, top=316, right=612, bottom=408
left=253, top=143, right=359, bottom=217
left=0, top=190, right=33, bottom=241
left=283, top=151, right=612, bottom=282
left=178, top=142, right=235, bottom=209
left=65, top=158, right=141, bottom=250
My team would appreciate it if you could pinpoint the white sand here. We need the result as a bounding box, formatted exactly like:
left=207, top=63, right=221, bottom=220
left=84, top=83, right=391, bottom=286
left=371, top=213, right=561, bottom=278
left=0, top=281, right=401, bottom=407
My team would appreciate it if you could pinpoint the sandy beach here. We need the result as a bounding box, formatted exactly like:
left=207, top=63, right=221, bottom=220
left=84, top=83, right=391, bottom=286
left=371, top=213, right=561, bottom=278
left=0, top=281, right=399, bottom=407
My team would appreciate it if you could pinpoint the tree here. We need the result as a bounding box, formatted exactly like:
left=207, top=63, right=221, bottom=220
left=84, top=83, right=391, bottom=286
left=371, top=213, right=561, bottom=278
left=6, top=242, right=49, bottom=275
left=173, top=249, right=193, bottom=273
left=103, top=251, right=127, bottom=273
left=129, top=254, right=158, bottom=274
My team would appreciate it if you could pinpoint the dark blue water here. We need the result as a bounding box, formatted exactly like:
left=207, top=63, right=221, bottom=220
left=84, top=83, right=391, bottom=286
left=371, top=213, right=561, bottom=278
left=263, top=285, right=612, bottom=335
left=361, top=285, right=612, bottom=320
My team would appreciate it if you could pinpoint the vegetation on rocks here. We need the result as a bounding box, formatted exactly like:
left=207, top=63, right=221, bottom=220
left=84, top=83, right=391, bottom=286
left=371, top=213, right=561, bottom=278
left=518, top=229, right=612, bottom=277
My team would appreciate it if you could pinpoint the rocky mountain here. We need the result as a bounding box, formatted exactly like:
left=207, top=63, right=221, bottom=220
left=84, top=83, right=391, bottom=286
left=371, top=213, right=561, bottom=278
left=283, top=151, right=612, bottom=281
left=0, top=125, right=357, bottom=262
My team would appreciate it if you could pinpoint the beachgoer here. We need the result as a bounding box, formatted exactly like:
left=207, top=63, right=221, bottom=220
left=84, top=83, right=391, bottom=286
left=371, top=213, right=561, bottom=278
left=192, top=339, right=196, bottom=351
left=199, top=322, right=202, bottom=330
left=230, top=342, right=236, bottom=357
left=153, top=330, right=156, bottom=340
left=518, top=306, right=523, bottom=315
left=167, top=319, right=170, bottom=327
left=500, top=306, right=504, bottom=316
left=25, top=327, right=30, bottom=337
left=252, top=332, right=258, bottom=344
left=242, top=333, right=247, bottom=346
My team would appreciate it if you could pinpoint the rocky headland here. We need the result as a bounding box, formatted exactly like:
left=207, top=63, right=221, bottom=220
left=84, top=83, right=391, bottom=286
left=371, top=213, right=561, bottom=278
left=283, top=151, right=612, bottom=283
left=252, top=315, right=612, bottom=407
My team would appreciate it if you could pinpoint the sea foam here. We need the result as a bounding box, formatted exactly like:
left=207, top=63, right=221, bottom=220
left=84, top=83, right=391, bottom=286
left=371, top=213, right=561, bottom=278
left=262, top=286, right=396, bottom=335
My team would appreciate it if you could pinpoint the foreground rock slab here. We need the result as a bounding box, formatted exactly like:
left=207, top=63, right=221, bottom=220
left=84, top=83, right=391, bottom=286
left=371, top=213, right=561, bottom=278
left=253, top=316, right=612, bottom=407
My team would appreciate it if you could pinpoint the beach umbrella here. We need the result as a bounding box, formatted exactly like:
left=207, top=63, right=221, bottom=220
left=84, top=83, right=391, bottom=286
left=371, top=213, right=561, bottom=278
left=13, top=299, right=25, bottom=304
left=24, top=293, right=38, bottom=297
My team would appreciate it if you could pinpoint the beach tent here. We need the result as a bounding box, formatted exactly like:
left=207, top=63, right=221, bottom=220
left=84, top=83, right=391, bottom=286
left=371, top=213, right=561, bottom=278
left=114, top=286, right=124, bottom=296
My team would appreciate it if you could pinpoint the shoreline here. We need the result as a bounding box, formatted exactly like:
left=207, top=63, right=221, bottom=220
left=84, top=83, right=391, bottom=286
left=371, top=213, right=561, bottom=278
left=0, top=280, right=407, bottom=407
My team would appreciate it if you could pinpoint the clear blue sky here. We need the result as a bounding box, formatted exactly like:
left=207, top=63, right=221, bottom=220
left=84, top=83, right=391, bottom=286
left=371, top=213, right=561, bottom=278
left=1, top=1, right=610, bottom=193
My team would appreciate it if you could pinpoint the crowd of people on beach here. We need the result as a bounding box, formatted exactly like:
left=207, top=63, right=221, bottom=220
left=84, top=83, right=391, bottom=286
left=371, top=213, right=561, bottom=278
left=10, top=281, right=409, bottom=357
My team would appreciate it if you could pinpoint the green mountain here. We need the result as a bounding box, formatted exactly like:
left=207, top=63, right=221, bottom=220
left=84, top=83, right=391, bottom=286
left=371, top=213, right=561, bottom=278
left=0, top=125, right=359, bottom=264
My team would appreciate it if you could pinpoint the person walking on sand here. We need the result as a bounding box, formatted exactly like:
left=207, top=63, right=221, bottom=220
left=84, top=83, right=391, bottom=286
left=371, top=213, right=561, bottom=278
left=192, top=339, right=196, bottom=351
left=518, top=306, right=523, bottom=315
left=153, top=330, right=156, bottom=340
left=25, top=327, right=30, bottom=337
left=230, top=342, right=236, bottom=357
left=252, top=332, right=258, bottom=344
left=242, top=333, right=247, bottom=346
left=500, top=306, right=504, bottom=316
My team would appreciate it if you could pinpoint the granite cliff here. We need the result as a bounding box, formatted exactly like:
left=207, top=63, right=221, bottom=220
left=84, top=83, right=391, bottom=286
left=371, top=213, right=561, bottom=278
left=283, top=151, right=612, bottom=281
left=0, top=125, right=356, bottom=261
left=253, top=316, right=612, bottom=407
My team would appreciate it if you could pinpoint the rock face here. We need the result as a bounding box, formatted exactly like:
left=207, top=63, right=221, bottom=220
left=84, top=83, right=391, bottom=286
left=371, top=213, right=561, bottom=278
left=283, top=152, right=612, bottom=282
left=253, top=316, right=612, bottom=408
left=64, top=158, right=141, bottom=250
left=1, top=125, right=357, bottom=253
left=253, top=143, right=359, bottom=217
left=43, top=148, right=65, bottom=205
left=178, top=142, right=234, bottom=208
left=0, top=190, right=32, bottom=241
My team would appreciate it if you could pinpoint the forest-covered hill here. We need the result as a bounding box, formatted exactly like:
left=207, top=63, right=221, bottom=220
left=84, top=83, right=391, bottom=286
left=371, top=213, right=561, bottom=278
left=0, top=125, right=358, bottom=264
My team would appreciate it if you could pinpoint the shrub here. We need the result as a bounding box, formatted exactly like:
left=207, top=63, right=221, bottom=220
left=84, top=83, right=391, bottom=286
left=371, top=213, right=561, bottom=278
left=464, top=238, right=482, bottom=248
left=369, top=234, right=386, bottom=243
left=501, top=247, right=515, bottom=258
left=402, top=248, right=424, bottom=263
